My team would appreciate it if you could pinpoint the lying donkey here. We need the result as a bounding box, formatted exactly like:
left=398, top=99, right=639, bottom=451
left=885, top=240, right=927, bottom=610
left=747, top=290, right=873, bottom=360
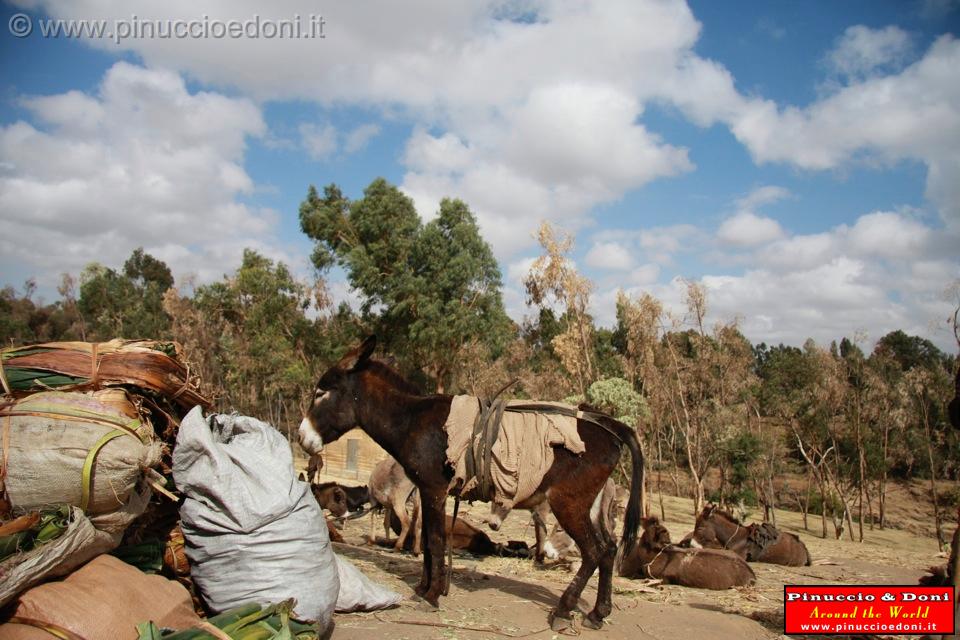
left=619, top=516, right=755, bottom=590
left=680, top=504, right=811, bottom=566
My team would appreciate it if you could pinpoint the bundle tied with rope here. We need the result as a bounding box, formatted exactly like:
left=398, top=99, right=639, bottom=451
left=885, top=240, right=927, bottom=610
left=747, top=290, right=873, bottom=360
left=0, top=389, right=162, bottom=607
left=0, top=339, right=209, bottom=412
left=0, top=390, right=160, bottom=518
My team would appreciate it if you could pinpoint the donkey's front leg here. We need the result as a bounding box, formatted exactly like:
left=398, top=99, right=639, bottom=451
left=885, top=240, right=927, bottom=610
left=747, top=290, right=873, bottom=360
left=420, top=492, right=447, bottom=607
left=414, top=501, right=431, bottom=597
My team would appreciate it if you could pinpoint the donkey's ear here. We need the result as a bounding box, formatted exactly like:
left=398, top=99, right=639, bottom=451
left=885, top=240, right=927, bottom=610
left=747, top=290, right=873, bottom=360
left=341, top=335, right=377, bottom=371
left=358, top=335, right=377, bottom=363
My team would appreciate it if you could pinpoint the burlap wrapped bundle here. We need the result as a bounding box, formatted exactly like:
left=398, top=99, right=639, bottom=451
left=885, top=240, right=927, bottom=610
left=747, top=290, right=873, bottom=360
left=0, top=390, right=159, bottom=607
left=0, top=390, right=160, bottom=517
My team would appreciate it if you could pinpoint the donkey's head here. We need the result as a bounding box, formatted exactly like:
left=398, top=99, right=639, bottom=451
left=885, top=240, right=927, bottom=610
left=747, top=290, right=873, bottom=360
left=639, top=516, right=672, bottom=551
left=312, top=483, right=349, bottom=518
left=680, top=504, right=739, bottom=549
left=298, top=336, right=377, bottom=456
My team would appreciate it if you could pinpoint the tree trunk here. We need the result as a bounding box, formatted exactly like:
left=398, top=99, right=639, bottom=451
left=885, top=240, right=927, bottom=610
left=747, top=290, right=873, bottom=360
left=800, top=469, right=812, bottom=531
left=824, top=448, right=857, bottom=542
left=717, top=461, right=727, bottom=508
left=921, top=396, right=946, bottom=551
left=689, top=465, right=705, bottom=516
left=880, top=422, right=890, bottom=529
left=657, top=468, right=666, bottom=521
left=857, top=440, right=866, bottom=542
left=768, top=475, right=777, bottom=526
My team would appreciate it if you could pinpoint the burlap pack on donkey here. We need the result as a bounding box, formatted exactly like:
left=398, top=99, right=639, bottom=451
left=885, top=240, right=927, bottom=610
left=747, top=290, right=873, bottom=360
left=444, top=396, right=585, bottom=510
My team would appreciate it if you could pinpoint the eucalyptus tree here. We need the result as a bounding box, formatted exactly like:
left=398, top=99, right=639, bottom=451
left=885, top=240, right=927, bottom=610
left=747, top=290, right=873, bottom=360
left=299, top=179, right=511, bottom=392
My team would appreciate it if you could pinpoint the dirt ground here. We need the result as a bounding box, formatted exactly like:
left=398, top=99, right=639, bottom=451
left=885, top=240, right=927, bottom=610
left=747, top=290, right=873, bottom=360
left=317, top=471, right=950, bottom=640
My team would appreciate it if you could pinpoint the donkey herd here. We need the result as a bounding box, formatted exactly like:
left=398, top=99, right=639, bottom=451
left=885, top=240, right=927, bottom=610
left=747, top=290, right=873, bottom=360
left=297, top=337, right=956, bottom=631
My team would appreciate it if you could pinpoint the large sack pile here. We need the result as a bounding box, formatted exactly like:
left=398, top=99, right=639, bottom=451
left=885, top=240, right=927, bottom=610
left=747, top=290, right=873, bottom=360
left=0, top=341, right=208, bottom=609
left=1, top=339, right=398, bottom=638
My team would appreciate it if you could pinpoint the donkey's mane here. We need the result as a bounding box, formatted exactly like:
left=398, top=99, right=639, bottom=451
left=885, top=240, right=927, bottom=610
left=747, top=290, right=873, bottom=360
left=703, top=505, right=741, bottom=525
left=365, top=358, right=423, bottom=396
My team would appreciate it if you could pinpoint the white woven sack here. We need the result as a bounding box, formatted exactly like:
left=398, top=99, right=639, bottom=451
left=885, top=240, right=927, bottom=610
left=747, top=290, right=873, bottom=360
left=174, top=408, right=340, bottom=630
left=334, top=554, right=402, bottom=612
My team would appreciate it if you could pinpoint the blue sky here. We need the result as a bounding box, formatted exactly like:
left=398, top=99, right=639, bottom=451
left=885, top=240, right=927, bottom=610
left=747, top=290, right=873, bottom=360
left=1, top=1, right=958, bottom=351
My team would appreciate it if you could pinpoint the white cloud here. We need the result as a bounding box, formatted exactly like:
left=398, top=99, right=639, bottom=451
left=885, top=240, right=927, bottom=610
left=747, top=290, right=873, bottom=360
left=637, top=225, right=702, bottom=255
left=629, top=263, right=660, bottom=285
left=589, top=207, right=959, bottom=351
left=13, top=0, right=703, bottom=260
left=717, top=187, right=789, bottom=247
left=717, top=212, right=786, bottom=247
left=846, top=211, right=931, bottom=259
left=757, top=232, right=837, bottom=271
left=402, top=129, right=474, bottom=174
left=735, top=185, right=791, bottom=212
left=13, top=1, right=960, bottom=238
left=401, top=82, right=692, bottom=257
left=728, top=36, right=960, bottom=225
left=826, top=25, right=913, bottom=79
left=588, top=224, right=703, bottom=270
left=343, top=123, right=381, bottom=154
left=500, top=83, right=692, bottom=191
left=600, top=255, right=957, bottom=352
left=506, top=256, right=537, bottom=286
left=0, top=62, right=292, bottom=287
left=299, top=122, right=337, bottom=160
left=719, top=211, right=957, bottom=348
left=585, top=241, right=634, bottom=270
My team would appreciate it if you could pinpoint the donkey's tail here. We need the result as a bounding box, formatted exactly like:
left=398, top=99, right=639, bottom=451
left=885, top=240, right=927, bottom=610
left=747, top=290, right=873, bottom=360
left=618, top=423, right=644, bottom=557
left=591, top=415, right=644, bottom=561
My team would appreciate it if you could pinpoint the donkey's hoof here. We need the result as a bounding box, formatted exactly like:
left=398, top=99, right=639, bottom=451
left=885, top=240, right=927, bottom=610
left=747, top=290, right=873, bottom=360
left=412, top=589, right=441, bottom=609
left=582, top=614, right=604, bottom=630
left=549, top=611, right=574, bottom=633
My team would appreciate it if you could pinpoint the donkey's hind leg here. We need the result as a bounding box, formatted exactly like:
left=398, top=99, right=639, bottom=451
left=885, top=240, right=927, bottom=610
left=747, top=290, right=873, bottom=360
left=532, top=501, right=550, bottom=564
left=392, top=493, right=412, bottom=552
left=548, top=490, right=604, bottom=631
left=589, top=512, right=618, bottom=629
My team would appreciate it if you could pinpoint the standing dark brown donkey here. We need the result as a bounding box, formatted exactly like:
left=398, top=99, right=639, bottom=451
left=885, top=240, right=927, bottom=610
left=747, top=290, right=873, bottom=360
left=298, top=336, right=644, bottom=631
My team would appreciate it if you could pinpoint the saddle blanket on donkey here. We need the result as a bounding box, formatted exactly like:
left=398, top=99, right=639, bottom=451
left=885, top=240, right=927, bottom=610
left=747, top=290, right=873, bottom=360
left=443, top=395, right=585, bottom=510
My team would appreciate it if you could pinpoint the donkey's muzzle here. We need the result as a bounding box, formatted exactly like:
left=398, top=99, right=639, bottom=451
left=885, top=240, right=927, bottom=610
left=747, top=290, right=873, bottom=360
left=297, top=417, right=324, bottom=455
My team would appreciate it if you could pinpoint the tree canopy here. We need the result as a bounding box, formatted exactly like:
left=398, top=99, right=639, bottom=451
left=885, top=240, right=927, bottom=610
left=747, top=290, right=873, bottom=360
left=299, top=178, right=511, bottom=391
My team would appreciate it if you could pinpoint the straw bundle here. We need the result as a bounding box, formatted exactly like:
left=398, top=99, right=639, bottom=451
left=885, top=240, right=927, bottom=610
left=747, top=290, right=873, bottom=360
left=0, top=339, right=210, bottom=413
